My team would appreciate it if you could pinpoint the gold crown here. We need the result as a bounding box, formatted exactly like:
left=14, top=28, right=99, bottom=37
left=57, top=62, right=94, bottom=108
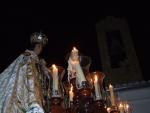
left=30, top=32, right=48, bottom=46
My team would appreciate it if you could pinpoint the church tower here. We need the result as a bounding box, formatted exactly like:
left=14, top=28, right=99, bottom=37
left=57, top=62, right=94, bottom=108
left=96, top=16, right=143, bottom=85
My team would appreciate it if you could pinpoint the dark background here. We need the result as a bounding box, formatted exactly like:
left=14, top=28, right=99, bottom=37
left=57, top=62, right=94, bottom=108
left=0, top=7, right=150, bottom=81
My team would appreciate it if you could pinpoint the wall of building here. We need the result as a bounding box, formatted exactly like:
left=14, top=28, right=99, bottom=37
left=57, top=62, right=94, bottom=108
left=96, top=16, right=143, bottom=84
left=117, top=85, right=150, bottom=113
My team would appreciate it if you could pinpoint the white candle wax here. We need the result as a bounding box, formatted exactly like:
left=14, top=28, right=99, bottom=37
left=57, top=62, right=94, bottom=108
left=52, top=64, right=58, bottom=90
left=109, top=84, right=115, bottom=106
left=69, top=84, right=74, bottom=102
left=70, top=47, right=86, bottom=87
left=94, top=75, right=102, bottom=100
left=75, top=63, right=86, bottom=87
left=119, top=103, right=124, bottom=113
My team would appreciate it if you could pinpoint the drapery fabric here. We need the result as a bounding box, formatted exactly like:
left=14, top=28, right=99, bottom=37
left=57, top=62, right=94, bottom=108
left=0, top=50, right=46, bottom=113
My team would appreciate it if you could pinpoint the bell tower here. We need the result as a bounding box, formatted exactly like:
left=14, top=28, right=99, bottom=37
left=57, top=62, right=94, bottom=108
left=96, top=16, right=143, bottom=84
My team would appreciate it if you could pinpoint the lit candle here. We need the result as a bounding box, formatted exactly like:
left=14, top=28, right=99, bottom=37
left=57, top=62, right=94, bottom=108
left=71, top=47, right=86, bottom=87
left=107, top=107, right=111, bottom=113
left=109, top=84, right=115, bottom=106
left=94, top=75, right=102, bottom=100
left=119, top=103, right=124, bottom=113
left=69, top=84, right=74, bottom=102
left=52, top=64, right=58, bottom=90
left=124, top=104, right=129, bottom=113
left=71, top=47, right=79, bottom=61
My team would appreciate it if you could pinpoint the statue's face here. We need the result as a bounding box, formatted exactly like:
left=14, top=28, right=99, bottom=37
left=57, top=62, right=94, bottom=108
left=34, top=43, right=43, bottom=55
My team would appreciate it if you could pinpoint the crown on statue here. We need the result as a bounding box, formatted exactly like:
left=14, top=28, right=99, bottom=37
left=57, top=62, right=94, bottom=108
left=30, top=32, right=48, bottom=46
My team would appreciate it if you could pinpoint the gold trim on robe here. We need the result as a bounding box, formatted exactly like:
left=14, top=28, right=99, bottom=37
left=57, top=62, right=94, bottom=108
left=0, top=50, right=45, bottom=113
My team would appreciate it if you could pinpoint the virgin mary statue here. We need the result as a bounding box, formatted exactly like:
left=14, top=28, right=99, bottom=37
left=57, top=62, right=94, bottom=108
left=0, top=32, right=50, bottom=113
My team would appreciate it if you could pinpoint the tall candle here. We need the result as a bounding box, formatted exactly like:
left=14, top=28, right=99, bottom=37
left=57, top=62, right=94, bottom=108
left=109, top=84, right=115, bottom=106
left=70, top=47, right=79, bottom=75
left=71, top=47, right=86, bottom=87
left=74, top=62, right=86, bottom=87
left=119, top=103, right=124, bottom=113
left=69, top=84, right=74, bottom=102
left=52, top=64, right=58, bottom=90
left=94, top=75, right=102, bottom=100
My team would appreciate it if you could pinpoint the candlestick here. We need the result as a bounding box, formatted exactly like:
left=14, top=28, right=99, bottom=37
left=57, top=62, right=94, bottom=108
left=119, top=103, right=124, bottom=113
left=109, top=84, right=115, bottom=106
left=94, top=75, right=102, bottom=100
left=69, top=84, right=74, bottom=102
left=52, top=64, right=58, bottom=91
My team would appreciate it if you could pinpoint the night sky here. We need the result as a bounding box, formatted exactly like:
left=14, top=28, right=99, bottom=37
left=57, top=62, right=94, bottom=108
left=0, top=7, right=150, bottom=80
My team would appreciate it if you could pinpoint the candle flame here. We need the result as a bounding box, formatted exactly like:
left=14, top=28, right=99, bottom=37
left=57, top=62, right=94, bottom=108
left=94, top=75, right=98, bottom=82
left=109, top=84, right=113, bottom=88
left=107, top=107, right=111, bottom=112
left=52, top=64, right=57, bottom=70
left=73, top=47, right=78, bottom=51
left=119, top=103, right=123, bottom=108
left=126, top=104, right=129, bottom=109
